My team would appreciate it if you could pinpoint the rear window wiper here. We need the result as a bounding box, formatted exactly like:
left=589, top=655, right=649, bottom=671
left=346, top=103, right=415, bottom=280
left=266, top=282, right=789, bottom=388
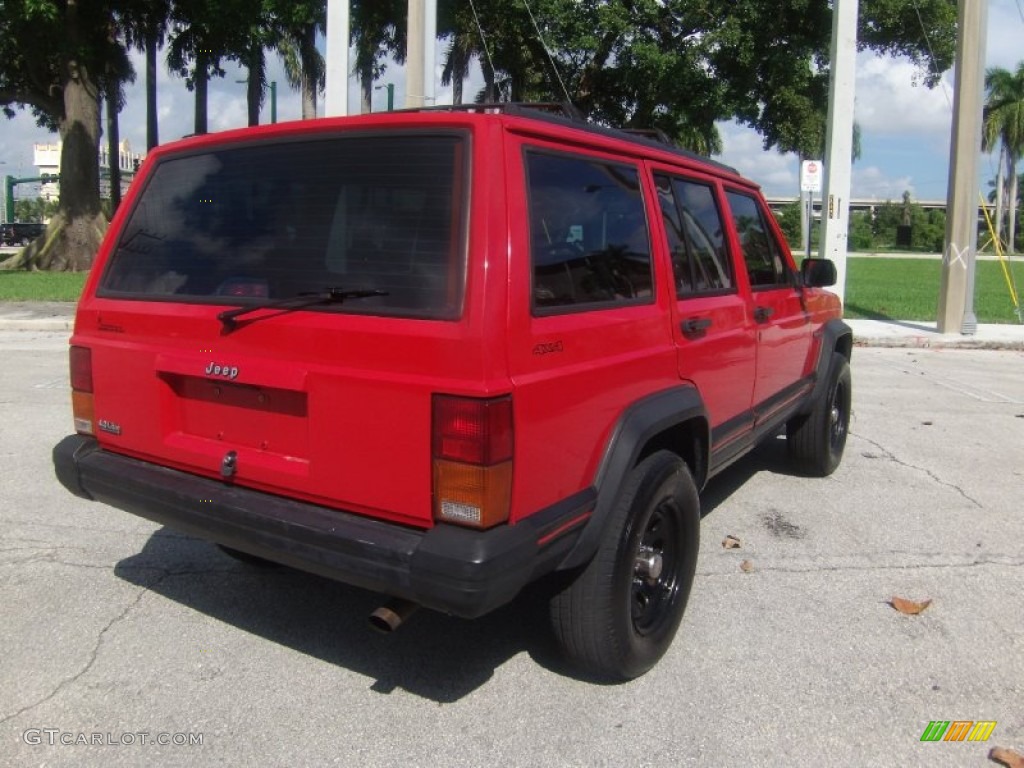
left=217, top=287, right=389, bottom=333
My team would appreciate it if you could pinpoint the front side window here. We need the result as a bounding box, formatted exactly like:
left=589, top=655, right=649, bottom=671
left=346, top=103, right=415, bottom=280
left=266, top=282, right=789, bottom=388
left=526, top=150, right=653, bottom=312
left=101, top=134, right=467, bottom=319
left=655, top=174, right=733, bottom=296
left=725, top=191, right=789, bottom=288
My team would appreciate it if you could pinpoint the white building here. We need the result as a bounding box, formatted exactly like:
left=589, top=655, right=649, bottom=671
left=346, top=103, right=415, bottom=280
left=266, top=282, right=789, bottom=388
left=33, top=140, right=145, bottom=201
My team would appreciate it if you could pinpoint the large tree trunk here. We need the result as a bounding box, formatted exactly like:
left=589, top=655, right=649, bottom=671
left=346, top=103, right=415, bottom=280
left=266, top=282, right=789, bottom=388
left=246, top=46, right=262, bottom=127
left=194, top=51, right=208, bottom=135
left=146, top=30, right=159, bottom=150
left=300, top=23, right=317, bottom=119
left=21, top=0, right=106, bottom=271
left=360, top=59, right=372, bottom=113
left=105, top=78, right=122, bottom=213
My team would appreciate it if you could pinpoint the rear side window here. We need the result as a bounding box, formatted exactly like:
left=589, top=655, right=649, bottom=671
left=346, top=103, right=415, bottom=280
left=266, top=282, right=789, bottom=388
left=724, top=191, right=789, bottom=288
left=654, top=174, right=733, bottom=296
left=100, top=134, right=467, bottom=319
left=526, top=150, right=653, bottom=312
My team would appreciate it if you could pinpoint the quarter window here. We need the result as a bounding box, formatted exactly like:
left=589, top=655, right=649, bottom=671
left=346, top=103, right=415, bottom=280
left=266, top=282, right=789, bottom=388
left=526, top=151, right=653, bottom=312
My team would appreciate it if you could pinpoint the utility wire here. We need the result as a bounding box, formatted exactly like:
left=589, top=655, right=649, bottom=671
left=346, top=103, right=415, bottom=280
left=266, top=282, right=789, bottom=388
left=520, top=0, right=574, bottom=106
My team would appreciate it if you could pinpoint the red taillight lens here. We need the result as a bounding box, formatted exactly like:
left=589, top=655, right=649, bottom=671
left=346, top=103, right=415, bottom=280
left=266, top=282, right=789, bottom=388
left=70, top=346, right=93, bottom=393
left=432, top=396, right=513, bottom=465
left=432, top=395, right=513, bottom=529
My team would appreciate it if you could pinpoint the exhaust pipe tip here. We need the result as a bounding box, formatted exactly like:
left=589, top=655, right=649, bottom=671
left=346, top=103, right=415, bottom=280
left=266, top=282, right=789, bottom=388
left=369, top=599, right=419, bottom=633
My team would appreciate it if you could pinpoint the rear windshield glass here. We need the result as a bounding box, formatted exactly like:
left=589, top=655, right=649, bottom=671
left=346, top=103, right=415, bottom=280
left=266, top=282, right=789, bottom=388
left=100, top=133, right=467, bottom=319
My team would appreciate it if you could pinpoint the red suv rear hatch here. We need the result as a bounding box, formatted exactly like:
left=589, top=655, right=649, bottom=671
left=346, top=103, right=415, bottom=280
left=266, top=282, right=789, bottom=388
left=74, top=123, right=479, bottom=528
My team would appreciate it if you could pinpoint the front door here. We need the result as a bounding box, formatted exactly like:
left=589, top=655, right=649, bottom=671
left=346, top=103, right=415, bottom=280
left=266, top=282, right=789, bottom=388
left=723, top=189, right=814, bottom=426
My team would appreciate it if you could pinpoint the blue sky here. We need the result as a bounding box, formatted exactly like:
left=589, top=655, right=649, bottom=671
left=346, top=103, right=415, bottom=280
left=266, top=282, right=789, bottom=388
left=2, top=0, right=1023, bottom=204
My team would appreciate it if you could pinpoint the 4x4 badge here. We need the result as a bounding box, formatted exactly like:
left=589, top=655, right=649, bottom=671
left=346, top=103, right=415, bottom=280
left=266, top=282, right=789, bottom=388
left=205, top=362, right=239, bottom=380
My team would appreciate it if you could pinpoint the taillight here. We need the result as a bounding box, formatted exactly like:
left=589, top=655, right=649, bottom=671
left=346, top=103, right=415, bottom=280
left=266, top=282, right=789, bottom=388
left=69, top=346, right=95, bottom=435
left=432, top=395, right=513, bottom=529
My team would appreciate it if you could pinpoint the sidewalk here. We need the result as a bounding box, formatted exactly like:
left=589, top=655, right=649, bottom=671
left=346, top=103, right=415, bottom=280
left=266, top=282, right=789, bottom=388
left=0, top=301, right=1022, bottom=349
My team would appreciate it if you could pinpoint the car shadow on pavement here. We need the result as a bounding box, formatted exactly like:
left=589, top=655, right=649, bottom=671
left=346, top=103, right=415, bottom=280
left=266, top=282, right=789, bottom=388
left=698, top=433, right=800, bottom=517
left=114, top=530, right=577, bottom=702
left=111, top=436, right=805, bottom=698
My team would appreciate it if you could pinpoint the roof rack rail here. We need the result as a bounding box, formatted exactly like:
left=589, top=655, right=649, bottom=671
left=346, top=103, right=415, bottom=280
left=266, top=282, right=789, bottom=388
left=382, top=100, right=739, bottom=176
left=404, top=101, right=586, bottom=122
left=620, top=128, right=676, bottom=147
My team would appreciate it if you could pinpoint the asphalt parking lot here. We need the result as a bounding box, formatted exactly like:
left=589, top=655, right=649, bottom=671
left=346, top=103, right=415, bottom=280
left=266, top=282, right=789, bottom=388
left=0, top=331, right=1021, bottom=767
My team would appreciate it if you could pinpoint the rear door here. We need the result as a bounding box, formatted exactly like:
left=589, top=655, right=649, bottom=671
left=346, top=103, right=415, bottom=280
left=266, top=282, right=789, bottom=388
left=722, top=188, right=814, bottom=425
left=649, top=169, right=755, bottom=445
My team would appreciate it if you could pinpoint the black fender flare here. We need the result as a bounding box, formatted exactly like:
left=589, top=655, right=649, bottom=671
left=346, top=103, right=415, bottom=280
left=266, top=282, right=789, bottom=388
left=801, top=318, right=853, bottom=415
left=558, top=386, right=709, bottom=571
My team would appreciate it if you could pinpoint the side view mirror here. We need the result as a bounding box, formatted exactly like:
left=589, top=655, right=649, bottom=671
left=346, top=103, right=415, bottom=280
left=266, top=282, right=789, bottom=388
left=800, top=258, right=837, bottom=288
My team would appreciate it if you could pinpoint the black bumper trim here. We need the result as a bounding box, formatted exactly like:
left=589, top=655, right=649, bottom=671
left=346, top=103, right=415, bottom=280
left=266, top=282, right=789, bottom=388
left=53, top=435, right=589, bottom=618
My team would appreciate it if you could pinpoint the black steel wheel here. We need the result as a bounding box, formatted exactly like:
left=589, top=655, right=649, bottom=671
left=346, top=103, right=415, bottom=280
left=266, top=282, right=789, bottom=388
left=550, top=451, right=700, bottom=680
left=787, top=356, right=851, bottom=476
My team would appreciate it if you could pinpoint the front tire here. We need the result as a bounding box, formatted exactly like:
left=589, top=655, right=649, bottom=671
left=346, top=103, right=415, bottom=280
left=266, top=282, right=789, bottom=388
left=549, top=451, right=700, bottom=680
left=787, top=356, right=851, bottom=476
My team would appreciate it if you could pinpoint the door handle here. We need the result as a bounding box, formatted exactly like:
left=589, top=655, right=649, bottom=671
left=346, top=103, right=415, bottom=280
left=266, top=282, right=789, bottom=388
left=753, top=306, right=774, bottom=323
left=681, top=317, right=713, bottom=335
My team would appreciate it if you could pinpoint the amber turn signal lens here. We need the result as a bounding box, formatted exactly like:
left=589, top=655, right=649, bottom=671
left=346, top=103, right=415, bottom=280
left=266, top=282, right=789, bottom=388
left=433, top=459, right=512, bottom=529
left=72, top=390, right=95, bottom=435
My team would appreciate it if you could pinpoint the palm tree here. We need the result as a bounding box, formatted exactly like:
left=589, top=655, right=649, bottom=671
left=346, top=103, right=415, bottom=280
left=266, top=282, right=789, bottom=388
left=983, top=63, right=1024, bottom=255
left=120, top=1, right=171, bottom=151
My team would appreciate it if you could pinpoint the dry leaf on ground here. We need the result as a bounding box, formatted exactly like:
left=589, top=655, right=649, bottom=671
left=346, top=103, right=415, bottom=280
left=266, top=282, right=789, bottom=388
left=889, top=596, right=932, bottom=615
left=989, top=747, right=1024, bottom=768
left=722, top=535, right=741, bottom=549
left=740, top=560, right=754, bottom=573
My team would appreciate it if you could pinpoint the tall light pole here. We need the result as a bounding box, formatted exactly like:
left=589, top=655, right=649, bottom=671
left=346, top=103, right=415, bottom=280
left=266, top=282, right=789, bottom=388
left=325, top=0, right=351, bottom=116
left=406, top=0, right=425, bottom=108
left=937, top=0, right=988, bottom=334
left=818, top=0, right=859, bottom=305
left=405, top=0, right=437, bottom=108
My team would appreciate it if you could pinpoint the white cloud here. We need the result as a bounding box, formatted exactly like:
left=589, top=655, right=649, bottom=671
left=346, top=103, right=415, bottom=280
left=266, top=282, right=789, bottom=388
left=854, top=54, right=953, bottom=140
left=717, top=122, right=798, bottom=196
left=850, top=166, right=917, bottom=201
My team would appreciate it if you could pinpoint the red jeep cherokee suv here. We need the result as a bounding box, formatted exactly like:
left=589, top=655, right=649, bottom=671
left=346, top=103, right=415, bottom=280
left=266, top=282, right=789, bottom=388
left=54, top=104, right=851, bottom=680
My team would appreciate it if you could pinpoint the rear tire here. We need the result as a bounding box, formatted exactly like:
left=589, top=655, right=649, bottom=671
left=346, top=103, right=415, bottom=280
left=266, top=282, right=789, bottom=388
left=549, top=451, right=700, bottom=680
left=787, top=356, right=851, bottom=476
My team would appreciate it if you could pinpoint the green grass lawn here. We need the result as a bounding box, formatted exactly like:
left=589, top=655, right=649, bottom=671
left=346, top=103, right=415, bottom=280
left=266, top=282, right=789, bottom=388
left=0, top=257, right=1022, bottom=323
left=0, top=269, right=88, bottom=302
left=844, top=258, right=1024, bottom=323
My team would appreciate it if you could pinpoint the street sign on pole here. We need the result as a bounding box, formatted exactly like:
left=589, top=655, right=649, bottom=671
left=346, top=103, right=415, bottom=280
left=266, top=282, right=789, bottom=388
left=801, top=160, right=823, bottom=193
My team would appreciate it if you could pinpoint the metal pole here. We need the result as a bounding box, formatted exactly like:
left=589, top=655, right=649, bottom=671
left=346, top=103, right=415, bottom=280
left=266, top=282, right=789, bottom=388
left=423, top=0, right=437, bottom=106
left=818, top=0, right=859, bottom=305
left=325, top=0, right=350, bottom=116
left=937, top=0, right=987, bottom=334
left=387, top=84, right=395, bottom=112
left=4, top=176, right=14, bottom=223
left=271, top=81, right=277, bottom=124
left=406, top=0, right=425, bottom=108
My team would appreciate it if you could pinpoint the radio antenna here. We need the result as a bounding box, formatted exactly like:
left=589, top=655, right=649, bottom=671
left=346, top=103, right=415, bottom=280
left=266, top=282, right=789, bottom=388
left=468, top=0, right=498, bottom=99
left=520, top=0, right=574, bottom=106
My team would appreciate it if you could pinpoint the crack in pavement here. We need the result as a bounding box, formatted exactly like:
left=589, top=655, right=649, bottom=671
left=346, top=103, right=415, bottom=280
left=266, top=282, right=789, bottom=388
left=701, top=556, right=1023, bottom=577
left=850, top=431, right=983, bottom=508
left=0, top=565, right=236, bottom=726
